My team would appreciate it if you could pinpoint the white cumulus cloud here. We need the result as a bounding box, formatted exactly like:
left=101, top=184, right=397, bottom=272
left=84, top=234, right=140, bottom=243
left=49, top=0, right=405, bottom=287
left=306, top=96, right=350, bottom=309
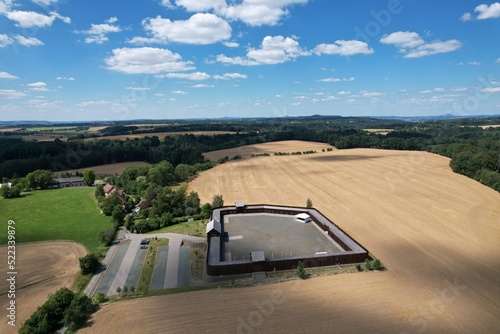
left=163, top=0, right=308, bottom=26
left=27, top=81, right=49, bottom=91
left=105, top=47, right=195, bottom=74
left=130, top=13, right=231, bottom=45
left=15, top=35, right=44, bottom=46
left=0, top=34, right=13, bottom=47
left=480, top=87, right=500, bottom=93
left=0, top=89, right=28, bottom=99
left=218, top=35, right=309, bottom=65
left=6, top=10, right=70, bottom=28
left=158, top=72, right=211, bottom=80
left=80, top=17, right=121, bottom=44
left=213, top=73, right=247, bottom=80
left=0, top=71, right=18, bottom=79
left=313, top=40, right=374, bottom=56
left=460, top=12, right=472, bottom=22
left=476, top=2, right=500, bottom=19
left=380, top=31, right=462, bottom=58
left=318, top=77, right=355, bottom=82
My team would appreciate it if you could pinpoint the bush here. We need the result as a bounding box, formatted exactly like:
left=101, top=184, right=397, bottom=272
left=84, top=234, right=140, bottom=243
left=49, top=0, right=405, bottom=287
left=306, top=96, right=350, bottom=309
left=373, top=259, right=382, bottom=270
left=306, top=198, right=313, bottom=209
left=365, top=259, right=372, bottom=271
left=99, top=227, right=116, bottom=246
left=79, top=253, right=100, bottom=275
left=356, top=264, right=362, bottom=272
left=94, top=292, right=107, bottom=304
left=296, top=261, right=306, bottom=279
left=63, top=294, right=96, bottom=330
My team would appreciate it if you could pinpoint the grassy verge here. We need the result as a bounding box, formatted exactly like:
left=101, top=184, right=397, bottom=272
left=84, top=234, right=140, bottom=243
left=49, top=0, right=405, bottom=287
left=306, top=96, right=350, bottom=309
left=72, top=272, right=93, bottom=293
left=147, top=219, right=208, bottom=236
left=0, top=187, right=113, bottom=252
left=136, top=238, right=169, bottom=294
left=190, top=245, right=206, bottom=283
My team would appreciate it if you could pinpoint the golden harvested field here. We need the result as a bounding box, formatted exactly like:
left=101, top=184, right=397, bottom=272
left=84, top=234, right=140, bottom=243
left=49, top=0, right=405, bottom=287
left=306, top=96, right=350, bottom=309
left=203, top=140, right=333, bottom=161
left=63, top=161, right=151, bottom=175
left=0, top=128, right=20, bottom=132
left=85, top=131, right=237, bottom=141
left=0, top=242, right=86, bottom=333
left=87, top=126, right=109, bottom=132
left=479, top=124, right=500, bottom=129
left=83, top=142, right=500, bottom=333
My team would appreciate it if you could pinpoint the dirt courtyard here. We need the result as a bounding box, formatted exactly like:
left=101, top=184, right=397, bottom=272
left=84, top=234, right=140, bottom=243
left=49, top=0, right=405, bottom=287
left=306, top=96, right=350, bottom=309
left=223, top=213, right=342, bottom=261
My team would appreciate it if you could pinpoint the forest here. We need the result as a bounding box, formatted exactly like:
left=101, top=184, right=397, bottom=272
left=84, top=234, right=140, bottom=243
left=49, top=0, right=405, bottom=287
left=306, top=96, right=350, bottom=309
left=1, top=115, right=499, bottom=192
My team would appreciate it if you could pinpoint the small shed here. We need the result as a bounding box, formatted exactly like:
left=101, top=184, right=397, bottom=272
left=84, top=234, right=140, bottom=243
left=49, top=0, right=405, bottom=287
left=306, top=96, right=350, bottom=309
left=206, top=219, right=221, bottom=237
left=294, top=213, right=311, bottom=223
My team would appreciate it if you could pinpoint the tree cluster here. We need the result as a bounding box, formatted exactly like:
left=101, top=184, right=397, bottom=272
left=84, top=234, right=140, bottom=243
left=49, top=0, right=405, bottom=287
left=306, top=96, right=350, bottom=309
left=19, top=288, right=96, bottom=333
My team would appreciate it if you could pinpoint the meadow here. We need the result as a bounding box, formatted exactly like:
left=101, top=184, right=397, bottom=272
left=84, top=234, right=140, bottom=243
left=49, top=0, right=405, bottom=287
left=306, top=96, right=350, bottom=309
left=0, top=187, right=113, bottom=251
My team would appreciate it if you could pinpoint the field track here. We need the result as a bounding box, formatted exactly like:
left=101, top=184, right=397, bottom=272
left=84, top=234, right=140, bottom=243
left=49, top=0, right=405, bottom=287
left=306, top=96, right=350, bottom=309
left=0, top=242, right=86, bottom=333
left=83, top=142, right=500, bottom=333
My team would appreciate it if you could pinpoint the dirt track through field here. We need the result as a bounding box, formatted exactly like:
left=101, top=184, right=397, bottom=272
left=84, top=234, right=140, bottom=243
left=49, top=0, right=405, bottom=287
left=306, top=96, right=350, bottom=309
left=82, top=143, right=500, bottom=333
left=0, top=242, right=86, bottom=333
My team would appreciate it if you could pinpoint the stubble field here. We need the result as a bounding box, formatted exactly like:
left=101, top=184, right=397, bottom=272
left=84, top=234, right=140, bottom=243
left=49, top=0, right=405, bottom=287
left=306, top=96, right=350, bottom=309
left=82, top=141, right=500, bottom=333
left=0, top=242, right=86, bottom=333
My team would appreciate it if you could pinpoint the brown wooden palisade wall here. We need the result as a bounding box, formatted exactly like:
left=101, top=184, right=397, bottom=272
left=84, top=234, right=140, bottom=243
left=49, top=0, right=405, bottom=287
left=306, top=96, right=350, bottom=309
left=207, top=205, right=368, bottom=276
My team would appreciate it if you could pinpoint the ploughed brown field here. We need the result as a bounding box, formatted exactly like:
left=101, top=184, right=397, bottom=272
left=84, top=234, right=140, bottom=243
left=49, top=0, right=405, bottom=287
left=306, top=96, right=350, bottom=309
left=0, top=242, right=86, bottom=333
left=63, top=161, right=151, bottom=176
left=82, top=141, right=500, bottom=334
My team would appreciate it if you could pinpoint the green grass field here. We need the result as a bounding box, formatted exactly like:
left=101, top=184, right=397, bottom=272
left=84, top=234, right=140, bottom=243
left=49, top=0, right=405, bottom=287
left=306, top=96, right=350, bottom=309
left=147, top=219, right=208, bottom=236
left=0, top=187, right=113, bottom=251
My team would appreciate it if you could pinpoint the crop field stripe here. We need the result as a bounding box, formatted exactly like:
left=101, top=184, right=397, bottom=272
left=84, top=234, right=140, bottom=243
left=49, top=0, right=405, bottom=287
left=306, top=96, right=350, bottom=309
left=150, top=246, right=168, bottom=291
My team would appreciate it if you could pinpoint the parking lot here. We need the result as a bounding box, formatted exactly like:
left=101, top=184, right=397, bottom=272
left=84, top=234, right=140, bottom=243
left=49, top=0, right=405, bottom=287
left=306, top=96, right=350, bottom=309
left=92, top=233, right=205, bottom=296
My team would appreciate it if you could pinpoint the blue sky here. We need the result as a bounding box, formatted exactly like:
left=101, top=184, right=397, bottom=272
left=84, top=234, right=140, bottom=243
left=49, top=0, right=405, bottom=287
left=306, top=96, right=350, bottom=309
left=0, top=0, right=499, bottom=121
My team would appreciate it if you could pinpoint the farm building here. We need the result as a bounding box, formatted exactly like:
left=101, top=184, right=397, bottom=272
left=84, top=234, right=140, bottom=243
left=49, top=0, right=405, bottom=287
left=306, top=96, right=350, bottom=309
left=103, top=183, right=126, bottom=204
left=93, top=180, right=106, bottom=187
left=50, top=177, right=85, bottom=188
